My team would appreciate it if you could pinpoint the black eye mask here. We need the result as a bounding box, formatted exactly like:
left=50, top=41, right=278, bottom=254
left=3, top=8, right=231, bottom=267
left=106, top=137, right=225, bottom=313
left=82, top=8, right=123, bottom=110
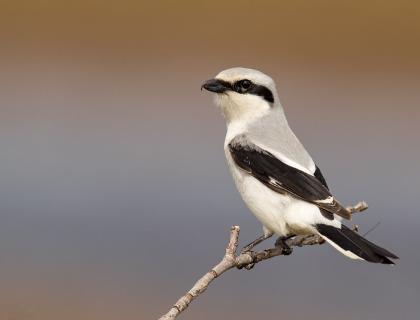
left=233, top=79, right=274, bottom=103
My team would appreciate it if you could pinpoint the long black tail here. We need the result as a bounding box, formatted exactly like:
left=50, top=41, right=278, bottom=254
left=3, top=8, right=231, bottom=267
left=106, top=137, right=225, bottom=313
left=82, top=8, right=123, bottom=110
left=316, top=224, right=398, bottom=264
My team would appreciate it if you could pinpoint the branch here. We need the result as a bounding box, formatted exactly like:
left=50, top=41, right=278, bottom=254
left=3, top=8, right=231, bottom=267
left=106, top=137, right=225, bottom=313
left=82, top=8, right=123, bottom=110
left=158, top=201, right=367, bottom=320
left=158, top=227, right=322, bottom=320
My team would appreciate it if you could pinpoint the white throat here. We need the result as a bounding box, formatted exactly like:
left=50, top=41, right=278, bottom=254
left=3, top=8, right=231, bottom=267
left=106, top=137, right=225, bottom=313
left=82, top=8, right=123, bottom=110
left=218, top=97, right=287, bottom=147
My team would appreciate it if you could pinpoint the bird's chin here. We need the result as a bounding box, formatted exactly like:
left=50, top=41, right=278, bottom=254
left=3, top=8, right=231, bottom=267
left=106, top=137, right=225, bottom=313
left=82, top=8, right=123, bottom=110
left=213, top=93, right=226, bottom=106
left=214, top=94, right=244, bottom=123
left=214, top=94, right=231, bottom=116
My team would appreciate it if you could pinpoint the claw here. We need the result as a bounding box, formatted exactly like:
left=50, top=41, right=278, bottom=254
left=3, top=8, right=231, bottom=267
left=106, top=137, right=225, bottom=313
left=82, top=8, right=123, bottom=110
left=237, top=250, right=256, bottom=270
left=244, top=263, right=255, bottom=270
left=281, top=246, right=293, bottom=255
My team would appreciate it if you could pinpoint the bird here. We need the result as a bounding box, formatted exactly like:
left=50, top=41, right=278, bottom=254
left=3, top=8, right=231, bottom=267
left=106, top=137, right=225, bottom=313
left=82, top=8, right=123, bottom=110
left=201, top=67, right=398, bottom=264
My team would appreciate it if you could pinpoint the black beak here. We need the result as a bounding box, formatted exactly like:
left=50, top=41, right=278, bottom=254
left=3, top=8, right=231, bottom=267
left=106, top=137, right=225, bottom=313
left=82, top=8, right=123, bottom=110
left=201, top=78, right=230, bottom=93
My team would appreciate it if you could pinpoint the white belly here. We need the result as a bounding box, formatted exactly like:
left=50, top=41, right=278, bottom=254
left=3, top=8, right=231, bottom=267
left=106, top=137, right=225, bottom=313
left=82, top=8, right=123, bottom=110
left=225, top=151, right=339, bottom=236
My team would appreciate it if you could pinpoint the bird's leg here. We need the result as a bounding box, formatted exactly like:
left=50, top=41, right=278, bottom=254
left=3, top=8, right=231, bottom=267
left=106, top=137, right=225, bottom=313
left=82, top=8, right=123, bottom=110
left=241, top=231, right=274, bottom=254
left=274, top=235, right=295, bottom=255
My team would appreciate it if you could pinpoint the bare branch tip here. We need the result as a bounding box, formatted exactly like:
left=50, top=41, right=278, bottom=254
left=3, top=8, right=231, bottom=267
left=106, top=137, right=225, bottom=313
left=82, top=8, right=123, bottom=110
left=347, top=200, right=369, bottom=214
left=230, top=225, right=240, bottom=232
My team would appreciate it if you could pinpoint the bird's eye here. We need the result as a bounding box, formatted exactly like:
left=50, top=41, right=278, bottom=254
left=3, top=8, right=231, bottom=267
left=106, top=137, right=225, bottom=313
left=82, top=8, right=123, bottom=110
left=235, top=79, right=252, bottom=93
left=240, top=80, right=251, bottom=89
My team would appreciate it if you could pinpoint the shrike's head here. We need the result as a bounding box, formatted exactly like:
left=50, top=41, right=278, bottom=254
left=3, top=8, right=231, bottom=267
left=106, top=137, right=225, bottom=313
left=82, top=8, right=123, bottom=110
left=201, top=67, right=281, bottom=124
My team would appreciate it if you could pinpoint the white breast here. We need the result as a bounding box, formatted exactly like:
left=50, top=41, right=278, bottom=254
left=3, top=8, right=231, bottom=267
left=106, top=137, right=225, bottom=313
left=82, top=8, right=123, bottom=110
left=225, top=148, right=292, bottom=236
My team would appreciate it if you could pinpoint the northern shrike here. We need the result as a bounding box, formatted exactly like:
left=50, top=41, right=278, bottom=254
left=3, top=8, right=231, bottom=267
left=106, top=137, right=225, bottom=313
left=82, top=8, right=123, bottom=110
left=202, top=67, right=398, bottom=264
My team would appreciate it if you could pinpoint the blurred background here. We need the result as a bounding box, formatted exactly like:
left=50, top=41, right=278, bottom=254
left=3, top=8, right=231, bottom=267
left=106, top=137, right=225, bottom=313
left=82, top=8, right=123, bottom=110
left=1, top=1, right=419, bottom=319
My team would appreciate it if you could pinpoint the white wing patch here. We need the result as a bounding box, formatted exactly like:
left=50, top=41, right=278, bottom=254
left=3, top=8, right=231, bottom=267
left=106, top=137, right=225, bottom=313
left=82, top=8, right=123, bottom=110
left=268, top=177, right=282, bottom=187
left=315, top=196, right=334, bottom=204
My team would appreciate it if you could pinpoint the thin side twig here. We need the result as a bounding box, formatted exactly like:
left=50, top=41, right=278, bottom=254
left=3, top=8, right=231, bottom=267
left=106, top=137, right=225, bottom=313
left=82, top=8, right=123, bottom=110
left=346, top=201, right=368, bottom=214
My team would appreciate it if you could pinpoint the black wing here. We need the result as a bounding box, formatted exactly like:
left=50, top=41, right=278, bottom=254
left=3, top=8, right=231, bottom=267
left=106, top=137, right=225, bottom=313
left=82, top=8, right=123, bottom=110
left=228, top=137, right=351, bottom=220
left=314, top=165, right=329, bottom=190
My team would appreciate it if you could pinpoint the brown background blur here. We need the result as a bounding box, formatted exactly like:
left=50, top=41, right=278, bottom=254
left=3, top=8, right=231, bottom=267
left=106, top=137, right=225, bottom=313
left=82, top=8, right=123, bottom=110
left=1, top=1, right=419, bottom=319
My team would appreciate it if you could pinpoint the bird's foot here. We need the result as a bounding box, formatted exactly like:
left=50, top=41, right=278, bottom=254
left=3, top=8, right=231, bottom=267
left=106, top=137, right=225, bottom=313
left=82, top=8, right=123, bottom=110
left=241, top=262, right=256, bottom=270
left=237, top=250, right=256, bottom=270
left=275, top=236, right=293, bottom=255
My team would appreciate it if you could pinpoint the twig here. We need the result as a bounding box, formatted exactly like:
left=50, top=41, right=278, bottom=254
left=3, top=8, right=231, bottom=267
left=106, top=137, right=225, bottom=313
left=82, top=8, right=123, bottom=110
left=363, top=221, right=381, bottom=236
left=158, top=201, right=367, bottom=320
left=346, top=201, right=368, bottom=214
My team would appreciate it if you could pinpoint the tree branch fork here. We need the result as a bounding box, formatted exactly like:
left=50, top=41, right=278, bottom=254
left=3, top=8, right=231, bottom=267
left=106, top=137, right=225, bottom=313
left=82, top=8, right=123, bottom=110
left=158, top=201, right=368, bottom=320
